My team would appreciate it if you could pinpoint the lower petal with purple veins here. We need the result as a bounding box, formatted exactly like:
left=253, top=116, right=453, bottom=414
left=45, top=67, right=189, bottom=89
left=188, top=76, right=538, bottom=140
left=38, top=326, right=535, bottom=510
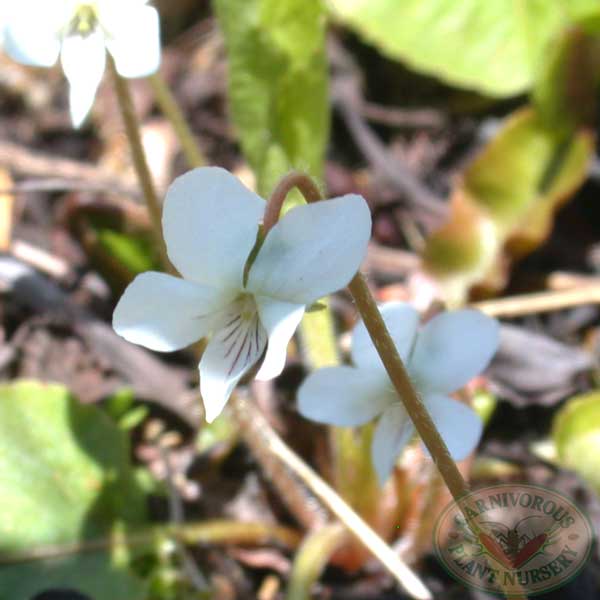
left=199, top=296, right=268, bottom=422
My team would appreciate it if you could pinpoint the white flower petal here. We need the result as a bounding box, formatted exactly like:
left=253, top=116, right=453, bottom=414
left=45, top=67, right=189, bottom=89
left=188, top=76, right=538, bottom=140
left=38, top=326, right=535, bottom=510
left=371, top=404, right=414, bottom=485
left=61, top=32, right=106, bottom=127
left=297, top=366, right=393, bottom=427
left=247, top=195, right=371, bottom=305
left=351, top=302, right=420, bottom=370
left=162, top=167, right=265, bottom=290
left=254, top=297, right=305, bottom=381
left=423, top=394, right=483, bottom=460
left=3, top=1, right=64, bottom=67
left=104, top=4, right=160, bottom=77
left=113, top=271, right=228, bottom=352
left=200, top=309, right=268, bottom=422
left=410, top=309, right=500, bottom=394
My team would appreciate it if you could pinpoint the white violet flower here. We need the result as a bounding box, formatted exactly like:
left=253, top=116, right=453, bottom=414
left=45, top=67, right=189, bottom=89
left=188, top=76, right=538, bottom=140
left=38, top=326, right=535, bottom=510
left=4, top=0, right=161, bottom=127
left=113, top=167, right=371, bottom=422
left=298, top=303, right=500, bottom=483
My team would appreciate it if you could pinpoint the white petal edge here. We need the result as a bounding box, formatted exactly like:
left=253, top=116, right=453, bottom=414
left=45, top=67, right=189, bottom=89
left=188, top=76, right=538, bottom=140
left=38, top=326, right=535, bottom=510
left=254, top=297, right=305, bottom=381
left=3, top=1, right=64, bottom=67
left=104, top=4, right=160, bottom=77
left=162, top=167, right=265, bottom=290
left=371, top=404, right=414, bottom=485
left=113, top=271, right=228, bottom=352
left=247, top=194, right=371, bottom=305
left=200, top=310, right=268, bottom=423
left=351, top=302, right=420, bottom=370
left=297, top=366, right=393, bottom=427
left=423, top=394, right=483, bottom=461
left=61, top=32, right=107, bottom=127
left=410, top=309, right=500, bottom=395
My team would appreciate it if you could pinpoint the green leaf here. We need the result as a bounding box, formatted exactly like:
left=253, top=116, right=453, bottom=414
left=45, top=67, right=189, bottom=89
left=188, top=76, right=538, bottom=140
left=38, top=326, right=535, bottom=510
left=0, top=553, right=146, bottom=600
left=97, top=228, right=157, bottom=276
left=552, top=391, right=600, bottom=495
left=0, top=381, right=147, bottom=598
left=213, top=0, right=329, bottom=198
left=329, top=0, right=599, bottom=97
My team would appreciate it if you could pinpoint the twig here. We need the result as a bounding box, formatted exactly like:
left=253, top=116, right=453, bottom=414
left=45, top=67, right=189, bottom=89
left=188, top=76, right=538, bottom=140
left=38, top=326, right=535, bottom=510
left=364, top=243, right=421, bottom=279
left=328, top=38, right=447, bottom=222
left=336, top=96, right=447, bottom=221
left=0, top=141, right=137, bottom=197
left=0, top=178, right=139, bottom=196
left=11, top=240, right=71, bottom=282
left=472, top=285, right=600, bottom=317
left=247, top=382, right=330, bottom=530
left=547, top=271, right=600, bottom=290
left=362, top=102, right=446, bottom=129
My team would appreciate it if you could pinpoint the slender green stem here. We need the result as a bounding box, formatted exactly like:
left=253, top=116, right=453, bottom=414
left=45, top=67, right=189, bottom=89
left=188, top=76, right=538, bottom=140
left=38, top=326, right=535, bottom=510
left=0, top=520, right=302, bottom=565
left=286, top=523, right=347, bottom=600
left=108, top=57, right=170, bottom=270
left=148, top=72, right=206, bottom=169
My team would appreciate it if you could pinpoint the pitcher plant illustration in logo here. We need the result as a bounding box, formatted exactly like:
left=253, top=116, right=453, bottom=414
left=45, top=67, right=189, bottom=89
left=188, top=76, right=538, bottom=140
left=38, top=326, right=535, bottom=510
left=434, top=484, right=592, bottom=596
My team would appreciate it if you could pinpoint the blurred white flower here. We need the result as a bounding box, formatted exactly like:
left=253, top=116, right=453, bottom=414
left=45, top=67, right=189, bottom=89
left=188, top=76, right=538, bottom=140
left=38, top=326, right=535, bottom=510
left=4, top=0, right=160, bottom=127
left=113, top=167, right=372, bottom=422
left=298, top=303, right=499, bottom=484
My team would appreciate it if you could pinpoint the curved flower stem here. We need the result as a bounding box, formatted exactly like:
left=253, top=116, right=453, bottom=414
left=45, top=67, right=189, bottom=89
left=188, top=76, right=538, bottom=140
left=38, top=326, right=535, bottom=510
left=0, top=520, right=302, bottom=564
left=266, top=171, right=469, bottom=502
left=108, top=57, right=170, bottom=270
left=148, top=72, right=206, bottom=168
left=263, top=171, right=322, bottom=233
left=268, top=171, right=529, bottom=600
left=285, top=523, right=347, bottom=600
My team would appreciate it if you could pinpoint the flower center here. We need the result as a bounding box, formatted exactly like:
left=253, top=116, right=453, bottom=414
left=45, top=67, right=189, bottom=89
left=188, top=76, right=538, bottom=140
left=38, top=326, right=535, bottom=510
left=217, top=293, right=265, bottom=377
left=238, top=293, right=258, bottom=323
left=70, top=3, right=99, bottom=37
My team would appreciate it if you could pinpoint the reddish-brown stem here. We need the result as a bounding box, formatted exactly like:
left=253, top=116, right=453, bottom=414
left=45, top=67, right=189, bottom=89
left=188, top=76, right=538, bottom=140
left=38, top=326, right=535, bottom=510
left=263, top=172, right=323, bottom=233
left=271, top=171, right=523, bottom=599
